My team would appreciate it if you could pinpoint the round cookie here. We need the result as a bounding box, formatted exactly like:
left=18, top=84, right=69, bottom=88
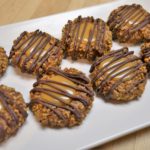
left=29, top=67, right=94, bottom=128
left=62, top=16, right=112, bottom=61
left=9, top=30, right=63, bottom=75
left=0, top=85, right=28, bottom=143
left=90, top=47, right=147, bottom=102
left=141, top=42, right=150, bottom=75
left=107, top=4, right=150, bottom=44
left=0, top=47, right=8, bottom=76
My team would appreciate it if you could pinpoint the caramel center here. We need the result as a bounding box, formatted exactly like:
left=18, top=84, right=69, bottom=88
left=18, top=34, right=50, bottom=67
left=0, top=100, right=3, bottom=110
left=73, top=21, right=96, bottom=42
left=40, top=75, right=76, bottom=106
left=99, top=56, right=136, bottom=79
left=25, top=36, right=48, bottom=57
left=128, top=8, right=147, bottom=25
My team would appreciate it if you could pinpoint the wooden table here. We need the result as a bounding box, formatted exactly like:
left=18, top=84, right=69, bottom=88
left=0, top=0, right=150, bottom=149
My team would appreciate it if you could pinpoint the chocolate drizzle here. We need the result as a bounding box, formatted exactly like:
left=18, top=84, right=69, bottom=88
left=141, top=45, right=150, bottom=74
left=0, top=87, right=27, bottom=136
left=108, top=4, right=150, bottom=41
left=30, top=67, right=93, bottom=121
left=90, top=47, right=146, bottom=99
left=9, top=30, right=60, bottom=73
left=142, top=47, right=150, bottom=58
left=65, top=16, right=107, bottom=60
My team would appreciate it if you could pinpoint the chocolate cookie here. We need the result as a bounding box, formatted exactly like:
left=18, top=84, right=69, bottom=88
left=0, top=85, right=28, bottom=143
left=62, top=16, right=112, bottom=61
left=90, top=47, right=147, bottom=102
left=29, top=67, right=94, bottom=128
left=9, top=30, right=63, bottom=75
left=141, top=42, right=150, bottom=75
left=107, top=4, right=150, bottom=44
left=0, top=47, right=8, bottom=76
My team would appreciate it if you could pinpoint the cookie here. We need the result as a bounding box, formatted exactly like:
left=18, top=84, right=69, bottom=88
left=29, top=67, right=94, bottom=128
left=107, top=4, right=150, bottom=44
left=9, top=30, right=63, bottom=75
left=62, top=16, right=112, bottom=61
left=90, top=47, right=147, bottom=102
left=0, top=47, right=8, bottom=76
left=0, top=85, right=28, bottom=143
left=141, top=42, right=150, bottom=75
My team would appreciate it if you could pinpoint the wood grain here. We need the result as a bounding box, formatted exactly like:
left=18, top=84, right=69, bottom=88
left=0, top=0, right=150, bottom=149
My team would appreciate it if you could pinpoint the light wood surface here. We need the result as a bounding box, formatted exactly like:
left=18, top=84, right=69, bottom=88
left=0, top=0, right=150, bottom=150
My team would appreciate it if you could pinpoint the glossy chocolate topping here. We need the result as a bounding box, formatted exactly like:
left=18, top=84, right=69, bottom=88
left=90, top=47, right=146, bottom=98
left=30, top=67, right=93, bottom=120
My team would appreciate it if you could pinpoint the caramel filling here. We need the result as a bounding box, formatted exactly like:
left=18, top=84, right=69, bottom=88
left=18, top=34, right=50, bottom=67
left=0, top=100, right=3, bottom=110
left=39, top=75, right=76, bottom=106
left=128, top=8, right=147, bottom=25
left=99, top=57, right=136, bottom=79
left=73, top=21, right=96, bottom=42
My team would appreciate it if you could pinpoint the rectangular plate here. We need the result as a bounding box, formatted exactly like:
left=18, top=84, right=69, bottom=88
left=0, top=0, right=150, bottom=149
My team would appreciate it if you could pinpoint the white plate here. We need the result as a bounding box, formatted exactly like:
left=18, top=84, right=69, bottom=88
left=0, top=0, right=150, bottom=149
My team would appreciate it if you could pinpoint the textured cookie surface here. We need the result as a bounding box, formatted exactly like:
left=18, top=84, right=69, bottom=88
left=62, top=16, right=112, bottom=61
left=9, top=30, right=63, bottom=75
left=90, top=47, right=147, bottom=102
left=0, top=47, right=8, bottom=76
left=0, top=85, right=28, bottom=143
left=30, top=67, right=94, bottom=128
left=107, top=4, right=150, bottom=44
left=141, top=42, right=150, bottom=75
